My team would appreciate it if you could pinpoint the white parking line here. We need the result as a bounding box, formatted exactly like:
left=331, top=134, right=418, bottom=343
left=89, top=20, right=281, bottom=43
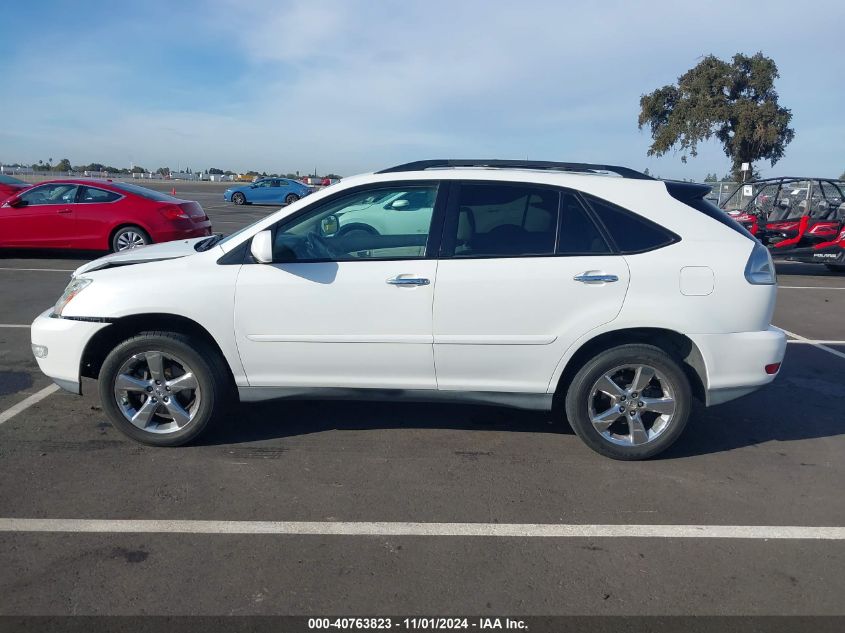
left=787, top=340, right=845, bottom=345
left=781, top=328, right=845, bottom=361
left=779, top=286, right=845, bottom=290
left=0, top=324, right=30, bottom=328
left=0, top=267, right=74, bottom=272
left=0, top=518, right=842, bottom=539
left=0, top=384, right=59, bottom=425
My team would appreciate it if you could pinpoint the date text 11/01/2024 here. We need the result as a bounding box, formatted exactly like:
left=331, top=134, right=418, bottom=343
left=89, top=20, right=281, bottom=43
left=307, top=617, right=528, bottom=630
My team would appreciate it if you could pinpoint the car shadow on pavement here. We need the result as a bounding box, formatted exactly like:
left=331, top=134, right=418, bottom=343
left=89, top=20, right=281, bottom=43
left=199, top=399, right=562, bottom=446
left=194, top=344, right=845, bottom=457
left=0, top=248, right=103, bottom=261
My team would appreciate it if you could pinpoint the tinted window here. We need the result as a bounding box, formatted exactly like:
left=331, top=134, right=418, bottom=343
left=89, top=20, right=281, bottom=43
left=110, top=182, right=178, bottom=202
left=586, top=195, right=677, bottom=253
left=449, top=183, right=558, bottom=257
left=558, top=193, right=611, bottom=254
left=18, top=184, right=78, bottom=206
left=79, top=186, right=121, bottom=203
left=269, top=185, right=438, bottom=262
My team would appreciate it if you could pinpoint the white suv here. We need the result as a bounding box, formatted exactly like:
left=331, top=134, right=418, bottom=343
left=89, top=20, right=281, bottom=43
left=31, top=160, right=786, bottom=459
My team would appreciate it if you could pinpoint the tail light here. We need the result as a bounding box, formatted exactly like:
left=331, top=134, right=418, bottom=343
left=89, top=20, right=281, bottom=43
left=765, top=363, right=781, bottom=375
left=744, top=242, right=776, bottom=285
left=159, top=205, right=189, bottom=220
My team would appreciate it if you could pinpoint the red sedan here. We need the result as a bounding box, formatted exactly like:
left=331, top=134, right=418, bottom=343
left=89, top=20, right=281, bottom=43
left=0, top=179, right=212, bottom=252
left=0, top=174, right=31, bottom=201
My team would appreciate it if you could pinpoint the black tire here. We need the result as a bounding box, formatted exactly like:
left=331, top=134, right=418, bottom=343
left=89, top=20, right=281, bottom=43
left=825, top=264, right=845, bottom=273
left=564, top=344, right=691, bottom=460
left=232, top=192, right=246, bottom=205
left=284, top=193, right=300, bottom=205
left=111, top=226, right=150, bottom=252
left=98, top=332, right=232, bottom=447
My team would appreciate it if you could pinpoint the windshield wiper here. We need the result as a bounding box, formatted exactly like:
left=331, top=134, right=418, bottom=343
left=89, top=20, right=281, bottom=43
left=194, top=234, right=224, bottom=252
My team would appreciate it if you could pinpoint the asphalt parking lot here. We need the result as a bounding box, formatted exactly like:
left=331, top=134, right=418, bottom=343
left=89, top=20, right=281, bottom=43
left=0, top=183, right=843, bottom=618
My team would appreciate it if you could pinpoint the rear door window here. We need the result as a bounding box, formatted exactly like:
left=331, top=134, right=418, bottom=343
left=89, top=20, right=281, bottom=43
left=557, top=193, right=611, bottom=254
left=445, top=183, right=559, bottom=257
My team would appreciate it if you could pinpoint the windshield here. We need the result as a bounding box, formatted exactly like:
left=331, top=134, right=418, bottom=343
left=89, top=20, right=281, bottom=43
left=109, top=182, right=180, bottom=202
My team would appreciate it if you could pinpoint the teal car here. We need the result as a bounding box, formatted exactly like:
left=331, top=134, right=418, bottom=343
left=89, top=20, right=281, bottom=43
left=224, top=178, right=311, bottom=206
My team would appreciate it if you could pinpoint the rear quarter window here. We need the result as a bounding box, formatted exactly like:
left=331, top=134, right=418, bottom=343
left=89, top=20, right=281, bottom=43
left=584, top=195, right=679, bottom=254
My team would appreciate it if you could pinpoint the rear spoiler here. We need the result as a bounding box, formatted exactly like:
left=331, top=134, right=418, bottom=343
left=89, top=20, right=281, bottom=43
left=663, top=181, right=711, bottom=201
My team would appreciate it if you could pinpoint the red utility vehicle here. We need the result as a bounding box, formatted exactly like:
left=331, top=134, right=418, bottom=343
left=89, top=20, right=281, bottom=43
left=720, top=177, right=845, bottom=272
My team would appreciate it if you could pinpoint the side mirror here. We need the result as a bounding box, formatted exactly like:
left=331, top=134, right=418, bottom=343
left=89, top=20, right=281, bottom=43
left=7, top=197, right=25, bottom=208
left=389, top=199, right=410, bottom=210
left=320, top=214, right=339, bottom=236
left=250, top=230, right=273, bottom=263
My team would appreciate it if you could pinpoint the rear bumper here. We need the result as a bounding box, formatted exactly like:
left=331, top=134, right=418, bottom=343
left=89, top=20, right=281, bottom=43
left=690, top=326, right=787, bottom=406
left=30, top=309, right=110, bottom=394
left=154, top=224, right=212, bottom=242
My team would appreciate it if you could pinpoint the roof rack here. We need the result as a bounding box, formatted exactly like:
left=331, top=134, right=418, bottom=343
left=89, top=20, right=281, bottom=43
left=376, top=159, right=655, bottom=180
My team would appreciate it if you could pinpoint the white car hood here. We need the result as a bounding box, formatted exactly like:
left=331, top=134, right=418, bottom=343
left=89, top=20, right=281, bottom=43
left=74, top=237, right=207, bottom=276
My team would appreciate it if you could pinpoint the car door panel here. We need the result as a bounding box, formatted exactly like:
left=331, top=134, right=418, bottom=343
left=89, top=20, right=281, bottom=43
left=233, top=181, right=444, bottom=390
left=234, top=260, right=437, bottom=388
left=433, top=256, right=629, bottom=392
left=432, top=181, right=630, bottom=393
left=0, top=184, right=77, bottom=248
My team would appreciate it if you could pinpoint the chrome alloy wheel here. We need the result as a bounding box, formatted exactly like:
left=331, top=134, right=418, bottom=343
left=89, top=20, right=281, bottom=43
left=116, top=230, right=146, bottom=250
left=113, top=351, right=201, bottom=434
left=587, top=364, right=676, bottom=446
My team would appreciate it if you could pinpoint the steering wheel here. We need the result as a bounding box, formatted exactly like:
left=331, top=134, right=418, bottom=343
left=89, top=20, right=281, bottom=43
left=303, top=231, right=347, bottom=259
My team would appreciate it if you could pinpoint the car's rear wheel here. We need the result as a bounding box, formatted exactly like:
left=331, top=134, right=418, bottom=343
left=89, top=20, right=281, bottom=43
left=98, top=332, right=231, bottom=447
left=825, top=264, right=845, bottom=273
left=284, top=193, right=300, bottom=205
left=564, top=344, right=691, bottom=460
left=232, top=192, right=246, bottom=205
left=111, top=226, right=150, bottom=252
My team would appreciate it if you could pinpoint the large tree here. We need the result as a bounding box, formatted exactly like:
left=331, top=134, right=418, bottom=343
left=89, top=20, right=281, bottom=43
left=638, top=52, right=794, bottom=181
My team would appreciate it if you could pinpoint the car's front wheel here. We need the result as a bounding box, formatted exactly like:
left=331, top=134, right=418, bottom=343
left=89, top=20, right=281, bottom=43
left=564, top=344, right=691, bottom=460
left=231, top=192, right=246, bottom=205
left=98, top=332, right=231, bottom=446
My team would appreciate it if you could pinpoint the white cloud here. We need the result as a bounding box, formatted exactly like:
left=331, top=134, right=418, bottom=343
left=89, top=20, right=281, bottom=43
left=2, top=0, right=843, bottom=177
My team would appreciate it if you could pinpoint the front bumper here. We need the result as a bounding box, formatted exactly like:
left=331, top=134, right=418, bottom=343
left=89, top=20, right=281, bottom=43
left=30, top=309, right=110, bottom=394
left=690, top=326, right=787, bottom=406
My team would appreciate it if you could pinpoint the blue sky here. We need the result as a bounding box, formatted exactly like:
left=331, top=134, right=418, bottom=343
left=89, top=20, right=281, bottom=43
left=0, top=0, right=842, bottom=179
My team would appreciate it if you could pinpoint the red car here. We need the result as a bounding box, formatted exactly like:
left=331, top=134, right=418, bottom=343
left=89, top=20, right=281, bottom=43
left=0, top=179, right=212, bottom=252
left=0, top=174, right=31, bottom=201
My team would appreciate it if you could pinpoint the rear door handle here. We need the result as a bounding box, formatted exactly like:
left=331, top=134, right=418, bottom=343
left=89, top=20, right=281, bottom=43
left=573, top=273, right=619, bottom=283
left=387, top=276, right=430, bottom=286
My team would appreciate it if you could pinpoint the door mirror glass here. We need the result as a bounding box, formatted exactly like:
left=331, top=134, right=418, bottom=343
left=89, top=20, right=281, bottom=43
left=250, top=230, right=274, bottom=263
left=320, top=214, right=339, bottom=236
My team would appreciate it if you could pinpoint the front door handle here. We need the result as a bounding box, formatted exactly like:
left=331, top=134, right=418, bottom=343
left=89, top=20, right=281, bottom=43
left=57, top=208, right=72, bottom=215
left=387, top=276, right=430, bottom=286
left=573, top=273, right=619, bottom=283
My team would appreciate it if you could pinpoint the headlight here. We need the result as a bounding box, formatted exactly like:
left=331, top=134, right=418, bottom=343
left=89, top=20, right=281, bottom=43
left=744, top=241, right=776, bottom=285
left=54, top=277, right=92, bottom=316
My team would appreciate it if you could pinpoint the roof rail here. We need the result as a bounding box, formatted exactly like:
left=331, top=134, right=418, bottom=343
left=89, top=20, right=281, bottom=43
left=376, top=159, right=655, bottom=180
